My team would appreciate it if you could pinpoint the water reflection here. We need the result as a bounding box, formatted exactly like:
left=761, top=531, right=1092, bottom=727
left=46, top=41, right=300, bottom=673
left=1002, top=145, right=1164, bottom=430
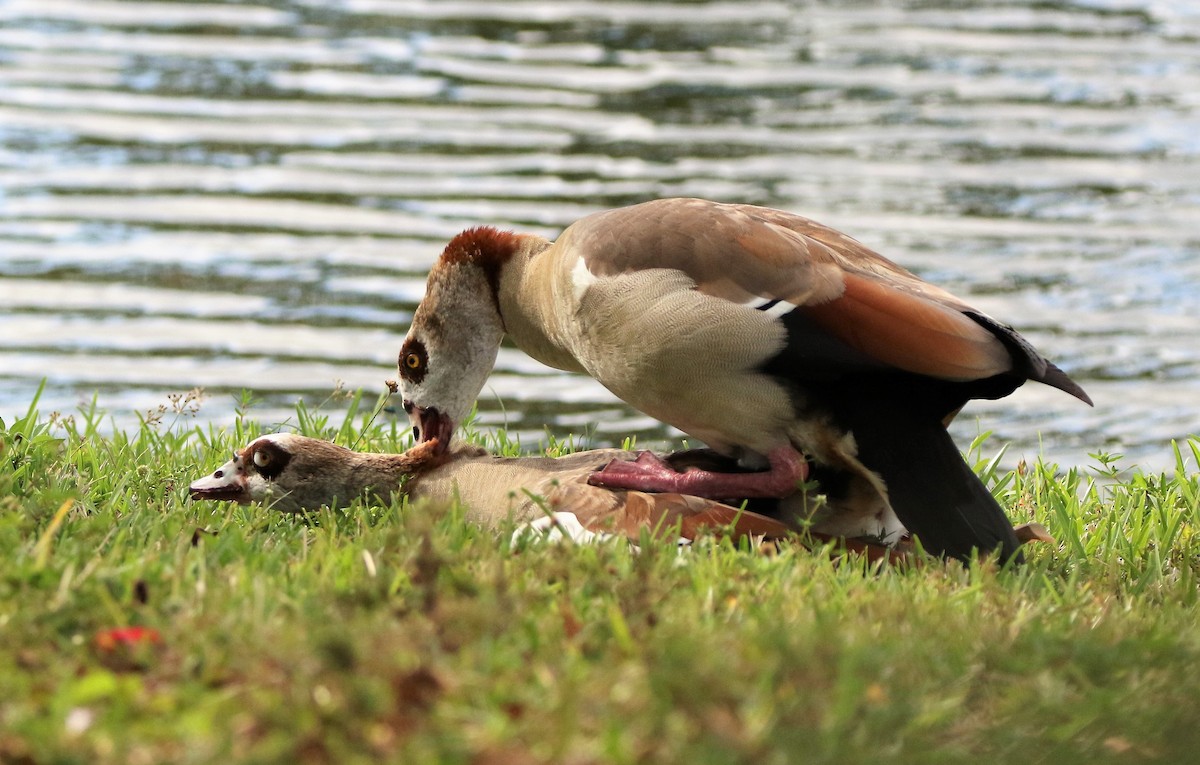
left=1, top=0, right=1198, bottom=470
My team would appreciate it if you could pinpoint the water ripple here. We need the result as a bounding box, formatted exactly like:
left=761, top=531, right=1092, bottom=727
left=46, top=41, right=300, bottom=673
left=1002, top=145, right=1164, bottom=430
left=1, top=0, right=1197, bottom=470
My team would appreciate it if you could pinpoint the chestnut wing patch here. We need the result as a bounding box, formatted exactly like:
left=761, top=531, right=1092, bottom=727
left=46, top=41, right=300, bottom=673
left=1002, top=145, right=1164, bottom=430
left=801, top=272, right=1011, bottom=382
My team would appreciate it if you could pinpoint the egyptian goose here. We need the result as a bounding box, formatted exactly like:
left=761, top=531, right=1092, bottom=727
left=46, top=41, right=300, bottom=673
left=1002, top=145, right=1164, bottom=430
left=189, top=433, right=804, bottom=546
left=397, top=198, right=1092, bottom=562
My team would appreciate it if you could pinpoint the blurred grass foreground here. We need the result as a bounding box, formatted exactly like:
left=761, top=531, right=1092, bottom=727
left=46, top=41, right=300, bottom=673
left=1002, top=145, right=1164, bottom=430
left=2, top=385, right=1200, bottom=764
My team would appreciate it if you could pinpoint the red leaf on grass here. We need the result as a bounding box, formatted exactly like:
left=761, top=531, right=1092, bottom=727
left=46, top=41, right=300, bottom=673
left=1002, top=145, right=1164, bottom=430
left=94, top=626, right=162, bottom=652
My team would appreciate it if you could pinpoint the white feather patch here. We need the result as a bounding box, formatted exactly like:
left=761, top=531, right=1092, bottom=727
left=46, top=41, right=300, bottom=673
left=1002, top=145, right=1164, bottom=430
left=511, top=512, right=691, bottom=549
left=511, top=512, right=614, bottom=545
left=571, top=257, right=597, bottom=302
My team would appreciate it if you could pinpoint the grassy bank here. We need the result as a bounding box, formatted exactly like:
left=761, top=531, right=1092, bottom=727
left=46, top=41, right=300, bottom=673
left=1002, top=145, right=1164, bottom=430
left=2, top=387, right=1199, bottom=764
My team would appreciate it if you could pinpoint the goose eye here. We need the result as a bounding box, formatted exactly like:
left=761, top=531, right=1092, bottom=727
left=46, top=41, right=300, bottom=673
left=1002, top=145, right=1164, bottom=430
left=253, top=449, right=272, bottom=469
left=398, top=339, right=428, bottom=383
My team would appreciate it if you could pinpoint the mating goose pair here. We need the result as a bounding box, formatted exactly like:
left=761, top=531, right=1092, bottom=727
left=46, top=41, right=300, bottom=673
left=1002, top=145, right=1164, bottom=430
left=398, top=197, right=1091, bottom=563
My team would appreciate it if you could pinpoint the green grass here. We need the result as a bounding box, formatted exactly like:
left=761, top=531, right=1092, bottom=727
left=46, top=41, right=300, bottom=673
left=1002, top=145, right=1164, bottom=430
left=2, top=385, right=1199, bottom=764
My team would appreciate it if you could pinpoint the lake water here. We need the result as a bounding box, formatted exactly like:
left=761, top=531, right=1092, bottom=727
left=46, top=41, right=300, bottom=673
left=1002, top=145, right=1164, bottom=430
left=2, top=0, right=1198, bottom=472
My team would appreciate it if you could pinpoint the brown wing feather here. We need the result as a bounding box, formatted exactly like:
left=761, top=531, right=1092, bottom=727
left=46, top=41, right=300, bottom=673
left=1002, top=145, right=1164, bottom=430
left=641, top=493, right=794, bottom=540
left=574, top=198, right=967, bottom=309
left=572, top=198, right=844, bottom=304
left=802, top=272, right=1012, bottom=381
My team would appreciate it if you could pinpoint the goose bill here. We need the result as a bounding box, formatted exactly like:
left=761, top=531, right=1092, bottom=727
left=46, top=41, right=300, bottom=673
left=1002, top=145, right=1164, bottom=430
left=408, top=404, right=453, bottom=455
left=188, top=459, right=251, bottom=503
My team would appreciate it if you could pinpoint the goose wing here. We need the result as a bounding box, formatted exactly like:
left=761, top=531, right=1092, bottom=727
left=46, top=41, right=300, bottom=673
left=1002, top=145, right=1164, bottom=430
left=567, top=197, right=1089, bottom=401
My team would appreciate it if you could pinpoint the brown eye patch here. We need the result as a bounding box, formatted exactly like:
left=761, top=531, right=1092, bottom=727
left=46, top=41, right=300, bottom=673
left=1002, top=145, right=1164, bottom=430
left=248, top=440, right=290, bottom=480
left=398, top=338, right=428, bottom=384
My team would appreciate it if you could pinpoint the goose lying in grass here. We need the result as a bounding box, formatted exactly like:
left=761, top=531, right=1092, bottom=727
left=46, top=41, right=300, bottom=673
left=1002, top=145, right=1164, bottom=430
left=396, top=198, right=1089, bottom=562
left=190, top=433, right=830, bottom=548
left=189, top=433, right=1051, bottom=558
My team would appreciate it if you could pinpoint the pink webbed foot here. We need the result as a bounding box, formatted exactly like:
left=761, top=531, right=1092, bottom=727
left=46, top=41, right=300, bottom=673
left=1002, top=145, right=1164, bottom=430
left=587, top=445, right=809, bottom=499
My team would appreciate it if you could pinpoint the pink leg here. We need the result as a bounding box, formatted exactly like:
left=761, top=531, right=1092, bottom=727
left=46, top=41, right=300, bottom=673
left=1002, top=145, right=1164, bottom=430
left=587, top=445, right=809, bottom=499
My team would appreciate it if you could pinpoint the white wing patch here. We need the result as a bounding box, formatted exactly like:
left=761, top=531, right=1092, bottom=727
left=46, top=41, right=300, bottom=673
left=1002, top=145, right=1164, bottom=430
left=571, top=257, right=598, bottom=302
left=511, top=512, right=615, bottom=545
left=510, top=512, right=692, bottom=549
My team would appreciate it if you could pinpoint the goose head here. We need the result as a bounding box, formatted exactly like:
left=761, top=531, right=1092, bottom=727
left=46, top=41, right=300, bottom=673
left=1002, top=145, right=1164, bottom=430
left=399, top=227, right=523, bottom=455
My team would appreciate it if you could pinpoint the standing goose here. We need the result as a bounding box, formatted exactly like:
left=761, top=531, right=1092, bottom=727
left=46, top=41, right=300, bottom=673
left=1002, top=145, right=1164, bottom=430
left=398, top=198, right=1091, bottom=562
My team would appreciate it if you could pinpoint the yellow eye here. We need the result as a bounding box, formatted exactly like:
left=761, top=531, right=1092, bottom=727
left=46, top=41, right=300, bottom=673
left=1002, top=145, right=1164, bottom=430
left=399, top=340, right=428, bottom=382
left=253, top=450, right=272, bottom=468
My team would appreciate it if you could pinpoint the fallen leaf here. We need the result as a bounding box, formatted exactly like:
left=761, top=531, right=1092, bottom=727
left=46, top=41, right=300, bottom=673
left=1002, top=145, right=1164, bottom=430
left=94, top=626, right=162, bottom=652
